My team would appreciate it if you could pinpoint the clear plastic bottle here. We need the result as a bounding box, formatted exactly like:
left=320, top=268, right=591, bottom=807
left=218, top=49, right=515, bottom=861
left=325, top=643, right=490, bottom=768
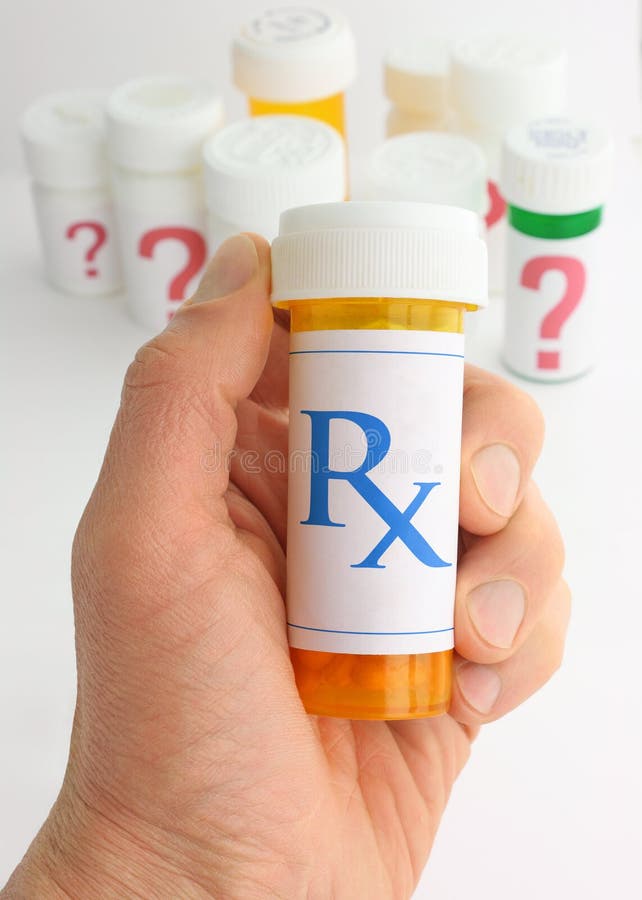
left=500, top=117, right=613, bottom=381
left=384, top=38, right=452, bottom=137
left=232, top=6, right=356, bottom=138
left=20, top=91, right=122, bottom=296
left=271, top=201, right=487, bottom=719
left=107, top=76, right=224, bottom=331
left=203, top=115, right=345, bottom=249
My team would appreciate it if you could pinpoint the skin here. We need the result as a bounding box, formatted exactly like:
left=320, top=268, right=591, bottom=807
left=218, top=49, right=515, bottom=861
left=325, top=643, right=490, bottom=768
left=2, top=234, right=570, bottom=900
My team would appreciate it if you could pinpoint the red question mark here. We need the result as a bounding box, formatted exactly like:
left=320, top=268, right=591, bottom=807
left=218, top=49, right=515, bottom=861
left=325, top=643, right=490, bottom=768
left=484, top=180, right=507, bottom=229
left=138, top=227, right=207, bottom=319
left=520, top=256, right=586, bottom=370
left=66, top=221, right=107, bottom=277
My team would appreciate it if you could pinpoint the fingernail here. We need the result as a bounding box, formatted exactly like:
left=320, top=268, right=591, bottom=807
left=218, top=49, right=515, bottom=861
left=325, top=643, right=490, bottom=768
left=194, top=234, right=258, bottom=302
left=471, top=443, right=521, bottom=518
left=467, top=580, right=526, bottom=649
left=457, top=663, right=502, bottom=714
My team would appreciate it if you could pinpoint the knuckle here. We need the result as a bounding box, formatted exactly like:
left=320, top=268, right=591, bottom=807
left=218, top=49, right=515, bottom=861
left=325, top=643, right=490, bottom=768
left=124, top=329, right=189, bottom=394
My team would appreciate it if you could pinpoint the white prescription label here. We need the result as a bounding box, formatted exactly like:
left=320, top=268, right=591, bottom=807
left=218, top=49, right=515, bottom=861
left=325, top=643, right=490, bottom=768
left=287, top=328, right=464, bottom=656
left=504, top=225, right=600, bottom=380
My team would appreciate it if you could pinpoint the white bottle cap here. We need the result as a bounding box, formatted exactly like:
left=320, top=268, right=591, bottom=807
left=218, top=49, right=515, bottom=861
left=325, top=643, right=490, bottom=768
left=107, top=76, right=224, bottom=173
left=232, top=6, right=357, bottom=103
left=450, top=35, right=567, bottom=133
left=21, top=91, right=109, bottom=189
left=384, top=38, right=450, bottom=116
left=271, top=201, right=487, bottom=306
left=500, top=117, right=613, bottom=215
left=365, top=132, right=487, bottom=215
left=203, top=115, right=345, bottom=239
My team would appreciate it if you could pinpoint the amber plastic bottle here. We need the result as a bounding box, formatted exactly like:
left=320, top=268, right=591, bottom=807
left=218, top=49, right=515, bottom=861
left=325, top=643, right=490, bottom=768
left=232, top=7, right=355, bottom=139
left=271, top=202, right=487, bottom=720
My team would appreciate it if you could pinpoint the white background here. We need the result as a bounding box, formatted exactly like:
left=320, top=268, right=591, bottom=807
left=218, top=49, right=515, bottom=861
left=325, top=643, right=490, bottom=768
left=1, top=1, right=642, bottom=897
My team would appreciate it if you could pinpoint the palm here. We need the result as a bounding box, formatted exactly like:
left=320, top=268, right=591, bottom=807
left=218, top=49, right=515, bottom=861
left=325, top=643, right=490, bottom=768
left=72, top=315, right=470, bottom=897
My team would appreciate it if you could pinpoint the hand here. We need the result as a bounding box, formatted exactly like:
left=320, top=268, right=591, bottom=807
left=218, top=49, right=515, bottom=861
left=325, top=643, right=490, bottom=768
left=4, top=234, right=569, bottom=899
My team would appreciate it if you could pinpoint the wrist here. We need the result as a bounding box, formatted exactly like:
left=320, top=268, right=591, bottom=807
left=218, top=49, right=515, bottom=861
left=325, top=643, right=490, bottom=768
left=2, top=783, right=209, bottom=899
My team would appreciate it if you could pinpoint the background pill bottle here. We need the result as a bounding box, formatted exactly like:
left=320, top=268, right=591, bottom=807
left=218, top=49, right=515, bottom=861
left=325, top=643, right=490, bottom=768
left=384, top=38, right=452, bottom=137
left=232, top=6, right=356, bottom=138
left=20, top=91, right=122, bottom=296
left=363, top=131, right=486, bottom=221
left=271, top=201, right=487, bottom=719
left=203, top=115, right=345, bottom=249
left=107, top=76, right=224, bottom=332
left=449, top=35, right=567, bottom=294
left=500, top=117, right=613, bottom=381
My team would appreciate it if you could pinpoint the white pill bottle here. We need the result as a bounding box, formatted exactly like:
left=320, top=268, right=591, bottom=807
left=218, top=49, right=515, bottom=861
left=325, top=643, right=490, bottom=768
left=364, top=131, right=486, bottom=220
left=450, top=35, right=567, bottom=295
left=500, top=118, right=613, bottom=381
left=203, top=115, right=346, bottom=249
left=107, top=76, right=224, bottom=331
left=21, top=91, right=122, bottom=296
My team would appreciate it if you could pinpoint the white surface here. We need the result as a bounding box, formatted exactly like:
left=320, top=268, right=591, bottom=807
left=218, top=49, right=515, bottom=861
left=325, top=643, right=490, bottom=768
left=1, top=0, right=642, bottom=896
left=2, top=140, right=642, bottom=896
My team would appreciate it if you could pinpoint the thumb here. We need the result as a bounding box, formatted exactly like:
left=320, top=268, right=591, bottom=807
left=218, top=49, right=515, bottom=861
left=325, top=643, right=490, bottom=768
left=98, top=233, right=273, bottom=523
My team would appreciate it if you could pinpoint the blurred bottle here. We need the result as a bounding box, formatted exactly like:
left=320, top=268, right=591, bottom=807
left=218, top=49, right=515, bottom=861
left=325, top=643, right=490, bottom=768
left=450, top=35, right=567, bottom=295
left=21, top=91, right=122, bottom=296
left=203, top=115, right=346, bottom=249
left=384, top=38, right=452, bottom=137
left=107, top=76, right=224, bottom=331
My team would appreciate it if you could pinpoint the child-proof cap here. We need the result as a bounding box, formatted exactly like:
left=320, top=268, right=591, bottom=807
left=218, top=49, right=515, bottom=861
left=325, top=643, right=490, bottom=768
left=450, top=35, right=567, bottom=132
left=232, top=6, right=357, bottom=103
left=384, top=38, right=450, bottom=115
left=500, top=117, right=613, bottom=215
left=365, top=132, right=486, bottom=215
left=107, top=76, right=224, bottom=173
left=271, top=201, right=487, bottom=305
left=203, top=115, right=345, bottom=239
left=21, top=91, right=109, bottom=189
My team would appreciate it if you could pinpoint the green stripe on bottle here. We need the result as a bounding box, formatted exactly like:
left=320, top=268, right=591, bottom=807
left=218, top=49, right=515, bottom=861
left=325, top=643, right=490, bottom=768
left=508, top=205, right=602, bottom=239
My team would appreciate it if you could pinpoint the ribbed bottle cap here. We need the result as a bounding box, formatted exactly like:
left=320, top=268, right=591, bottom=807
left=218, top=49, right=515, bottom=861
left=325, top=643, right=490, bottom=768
left=107, top=76, right=224, bottom=173
left=232, top=6, right=356, bottom=103
left=21, top=91, right=109, bottom=189
left=384, top=38, right=450, bottom=116
left=365, top=132, right=486, bottom=215
left=271, top=200, right=487, bottom=306
left=501, top=117, right=613, bottom=215
left=203, top=115, right=345, bottom=240
left=450, top=34, right=567, bottom=132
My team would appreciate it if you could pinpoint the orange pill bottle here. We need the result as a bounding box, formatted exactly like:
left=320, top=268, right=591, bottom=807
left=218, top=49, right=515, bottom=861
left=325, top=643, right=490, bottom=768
left=271, top=201, right=487, bottom=719
left=232, top=6, right=356, bottom=138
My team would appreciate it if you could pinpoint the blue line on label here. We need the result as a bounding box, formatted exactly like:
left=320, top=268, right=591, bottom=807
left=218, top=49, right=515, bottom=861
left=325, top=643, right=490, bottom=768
left=289, top=350, right=464, bottom=358
left=287, top=622, right=454, bottom=636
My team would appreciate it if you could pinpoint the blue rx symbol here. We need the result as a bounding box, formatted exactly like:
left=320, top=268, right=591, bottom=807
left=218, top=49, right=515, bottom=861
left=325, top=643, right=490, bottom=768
left=300, top=410, right=451, bottom=571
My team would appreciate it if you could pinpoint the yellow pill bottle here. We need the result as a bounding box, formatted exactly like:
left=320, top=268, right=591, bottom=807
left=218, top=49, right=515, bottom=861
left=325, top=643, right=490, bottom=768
left=271, top=202, right=487, bottom=719
left=232, top=6, right=356, bottom=138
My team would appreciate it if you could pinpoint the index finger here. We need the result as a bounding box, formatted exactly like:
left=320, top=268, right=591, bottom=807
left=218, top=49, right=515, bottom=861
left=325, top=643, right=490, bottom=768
left=460, top=365, right=545, bottom=536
